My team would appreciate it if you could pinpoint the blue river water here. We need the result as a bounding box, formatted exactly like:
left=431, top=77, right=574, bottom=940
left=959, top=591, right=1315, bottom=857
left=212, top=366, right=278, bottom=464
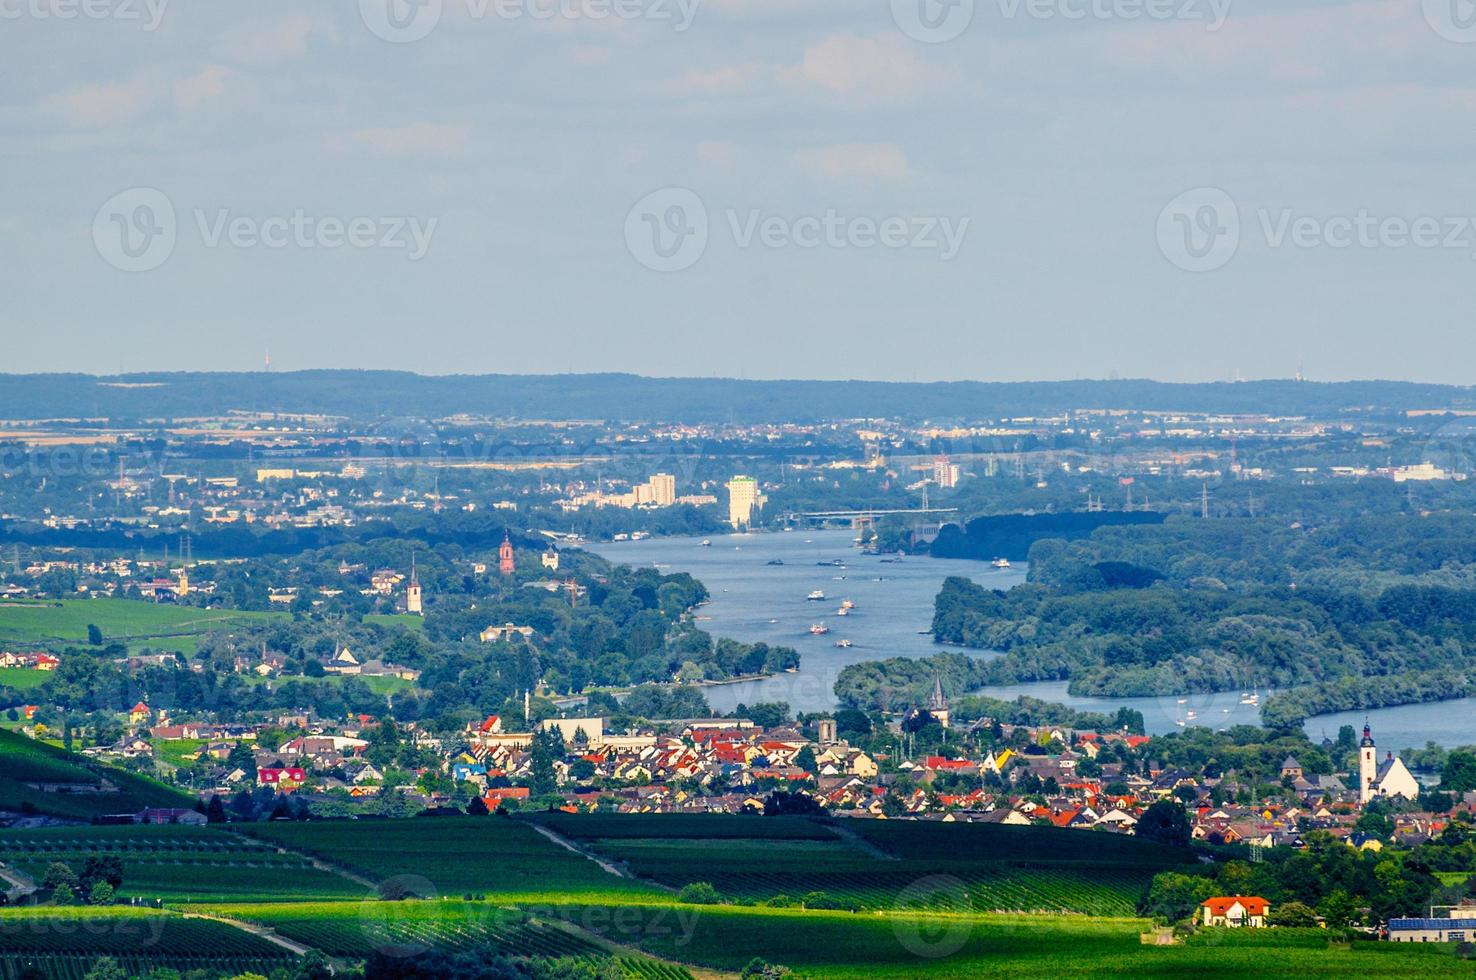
left=591, top=530, right=1476, bottom=749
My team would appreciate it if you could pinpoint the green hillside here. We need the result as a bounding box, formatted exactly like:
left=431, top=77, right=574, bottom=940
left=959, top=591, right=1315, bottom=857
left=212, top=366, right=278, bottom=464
left=0, top=598, right=284, bottom=653
left=0, top=729, right=191, bottom=821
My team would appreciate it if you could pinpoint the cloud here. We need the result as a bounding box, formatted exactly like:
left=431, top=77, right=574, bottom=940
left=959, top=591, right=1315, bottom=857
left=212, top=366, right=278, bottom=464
left=793, top=143, right=911, bottom=182
left=214, top=14, right=315, bottom=64
left=173, top=67, right=231, bottom=113
left=44, top=75, right=159, bottom=127
left=782, top=33, right=949, bottom=103
left=332, top=123, right=473, bottom=156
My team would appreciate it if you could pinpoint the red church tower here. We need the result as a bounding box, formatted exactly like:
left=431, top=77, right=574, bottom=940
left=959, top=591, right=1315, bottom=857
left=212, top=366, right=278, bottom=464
left=499, top=532, right=516, bottom=576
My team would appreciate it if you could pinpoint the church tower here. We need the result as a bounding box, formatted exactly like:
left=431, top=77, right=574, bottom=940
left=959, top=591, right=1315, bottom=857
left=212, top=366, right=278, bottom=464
left=406, top=553, right=423, bottom=616
left=928, top=675, right=951, bottom=730
left=499, top=532, right=516, bottom=577
left=1359, top=722, right=1377, bottom=804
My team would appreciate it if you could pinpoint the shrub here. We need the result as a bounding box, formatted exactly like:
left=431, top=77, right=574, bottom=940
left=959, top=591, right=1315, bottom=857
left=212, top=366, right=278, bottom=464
left=677, top=882, right=723, bottom=905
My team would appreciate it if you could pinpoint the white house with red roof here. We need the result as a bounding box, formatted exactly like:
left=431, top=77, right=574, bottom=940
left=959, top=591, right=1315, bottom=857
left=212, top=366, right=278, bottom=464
left=1201, top=896, right=1270, bottom=928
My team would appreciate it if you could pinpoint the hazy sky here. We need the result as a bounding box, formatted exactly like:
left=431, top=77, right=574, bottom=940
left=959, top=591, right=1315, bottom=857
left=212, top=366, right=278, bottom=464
left=4, top=1, right=1476, bottom=383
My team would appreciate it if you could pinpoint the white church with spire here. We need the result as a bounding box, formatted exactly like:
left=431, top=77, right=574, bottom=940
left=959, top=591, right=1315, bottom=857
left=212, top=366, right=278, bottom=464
left=1358, top=722, right=1418, bottom=805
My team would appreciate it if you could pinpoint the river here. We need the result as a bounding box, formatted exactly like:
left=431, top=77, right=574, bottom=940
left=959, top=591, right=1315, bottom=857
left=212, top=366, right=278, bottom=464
left=591, top=530, right=1476, bottom=749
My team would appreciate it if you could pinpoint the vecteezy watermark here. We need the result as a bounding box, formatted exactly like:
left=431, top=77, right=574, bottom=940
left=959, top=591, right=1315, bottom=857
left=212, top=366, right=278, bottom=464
left=1424, top=0, right=1476, bottom=43
left=0, top=0, right=169, bottom=29
left=1157, top=187, right=1476, bottom=272
left=1156, top=187, right=1240, bottom=273
left=891, top=875, right=974, bottom=958
left=92, top=187, right=438, bottom=272
left=357, top=0, right=700, bottom=43
left=892, top=0, right=1232, bottom=43
left=891, top=0, right=976, bottom=43
left=624, top=187, right=970, bottom=272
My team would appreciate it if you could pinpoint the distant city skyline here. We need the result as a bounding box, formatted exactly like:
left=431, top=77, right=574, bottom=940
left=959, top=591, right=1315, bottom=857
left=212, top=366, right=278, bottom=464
left=6, top=2, right=1476, bottom=384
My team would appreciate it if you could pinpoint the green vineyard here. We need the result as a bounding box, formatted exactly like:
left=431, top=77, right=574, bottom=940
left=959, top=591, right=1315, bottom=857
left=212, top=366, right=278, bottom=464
left=239, top=817, right=657, bottom=898
left=0, top=955, right=293, bottom=980
left=0, top=826, right=364, bottom=902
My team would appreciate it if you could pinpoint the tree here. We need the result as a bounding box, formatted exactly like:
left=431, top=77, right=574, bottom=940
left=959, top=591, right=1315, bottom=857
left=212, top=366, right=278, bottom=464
left=677, top=882, right=722, bottom=905
left=529, top=728, right=564, bottom=797
left=1268, top=901, right=1319, bottom=927
left=79, top=856, right=124, bottom=894
left=763, top=790, right=825, bottom=816
left=88, top=881, right=115, bottom=906
left=1140, top=871, right=1215, bottom=923
left=466, top=796, right=489, bottom=816
left=1442, top=750, right=1476, bottom=794
left=81, top=958, right=126, bottom=980
left=205, top=796, right=227, bottom=824
left=42, top=862, right=77, bottom=891
left=1136, top=801, right=1192, bottom=849
left=51, top=883, right=74, bottom=906
left=1318, top=889, right=1358, bottom=928
left=87, top=624, right=104, bottom=646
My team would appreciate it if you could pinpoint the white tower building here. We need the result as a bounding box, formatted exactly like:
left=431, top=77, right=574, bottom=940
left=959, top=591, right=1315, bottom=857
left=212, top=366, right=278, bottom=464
left=1359, top=722, right=1377, bottom=804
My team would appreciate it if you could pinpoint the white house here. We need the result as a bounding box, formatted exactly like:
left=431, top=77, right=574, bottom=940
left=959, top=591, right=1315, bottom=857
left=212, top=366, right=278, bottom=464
left=1201, top=896, right=1270, bottom=928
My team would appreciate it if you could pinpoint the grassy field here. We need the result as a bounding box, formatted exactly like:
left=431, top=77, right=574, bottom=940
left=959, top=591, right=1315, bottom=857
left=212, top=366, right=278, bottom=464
left=0, top=669, right=48, bottom=691
left=0, top=598, right=284, bottom=653
left=237, top=673, right=415, bottom=696
left=364, top=614, right=424, bottom=632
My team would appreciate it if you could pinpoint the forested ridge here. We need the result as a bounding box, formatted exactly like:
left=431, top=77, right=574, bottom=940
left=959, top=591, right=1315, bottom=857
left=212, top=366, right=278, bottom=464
left=925, top=515, right=1476, bottom=726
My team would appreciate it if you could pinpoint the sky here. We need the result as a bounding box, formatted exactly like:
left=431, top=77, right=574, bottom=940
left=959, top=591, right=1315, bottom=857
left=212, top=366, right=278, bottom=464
left=3, top=0, right=1476, bottom=384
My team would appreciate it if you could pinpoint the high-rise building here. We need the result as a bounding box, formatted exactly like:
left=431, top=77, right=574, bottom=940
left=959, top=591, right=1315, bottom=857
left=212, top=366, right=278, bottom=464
left=726, top=476, right=763, bottom=529
left=932, top=455, right=960, bottom=489
left=649, top=472, right=676, bottom=507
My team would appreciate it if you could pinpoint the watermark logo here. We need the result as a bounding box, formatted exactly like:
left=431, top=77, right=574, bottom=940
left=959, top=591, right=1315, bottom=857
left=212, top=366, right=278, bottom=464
left=360, top=875, right=442, bottom=958
left=359, top=0, right=443, bottom=43
left=1424, top=0, right=1476, bottom=43
left=0, top=0, right=170, bottom=30
left=93, top=187, right=177, bottom=273
left=892, top=874, right=973, bottom=958
left=624, top=187, right=970, bottom=272
left=91, top=188, right=438, bottom=273
left=891, top=0, right=975, bottom=43
left=1158, top=187, right=1476, bottom=271
left=359, top=0, right=700, bottom=42
left=625, top=187, right=710, bottom=273
left=1157, top=187, right=1240, bottom=273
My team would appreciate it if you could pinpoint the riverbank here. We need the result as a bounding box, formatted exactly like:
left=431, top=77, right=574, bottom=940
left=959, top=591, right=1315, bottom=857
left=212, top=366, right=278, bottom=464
left=591, top=529, right=1017, bottom=713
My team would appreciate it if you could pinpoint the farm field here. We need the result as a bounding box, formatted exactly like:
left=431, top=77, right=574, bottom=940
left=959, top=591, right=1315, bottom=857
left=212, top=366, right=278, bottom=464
left=529, top=813, right=1189, bottom=916
left=563, top=904, right=1476, bottom=979
left=0, top=907, right=293, bottom=978
left=197, top=901, right=694, bottom=978
left=0, top=825, right=365, bottom=903
left=239, top=817, right=661, bottom=899
left=0, top=598, right=284, bottom=653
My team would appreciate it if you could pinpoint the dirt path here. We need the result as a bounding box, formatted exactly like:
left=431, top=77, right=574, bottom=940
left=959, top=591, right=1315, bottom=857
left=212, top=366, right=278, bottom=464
left=528, top=822, right=648, bottom=883
left=0, top=863, right=36, bottom=899
left=225, top=830, right=377, bottom=890
left=827, top=821, right=897, bottom=860
left=183, top=911, right=314, bottom=956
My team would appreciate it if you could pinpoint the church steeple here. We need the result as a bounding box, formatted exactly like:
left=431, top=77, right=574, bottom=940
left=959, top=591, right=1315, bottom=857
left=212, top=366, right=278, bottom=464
left=499, top=531, right=516, bottom=577
left=927, top=675, right=951, bottom=729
